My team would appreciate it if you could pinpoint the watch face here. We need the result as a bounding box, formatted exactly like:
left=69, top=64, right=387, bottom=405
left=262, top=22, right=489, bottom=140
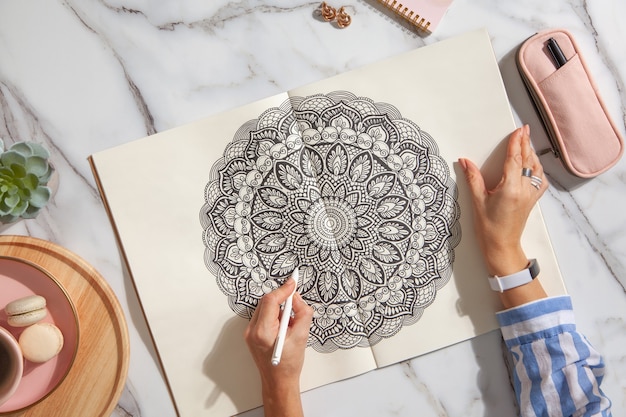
left=528, top=259, right=540, bottom=279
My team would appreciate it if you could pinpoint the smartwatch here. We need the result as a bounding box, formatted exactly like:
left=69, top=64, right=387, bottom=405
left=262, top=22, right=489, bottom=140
left=488, top=259, right=540, bottom=292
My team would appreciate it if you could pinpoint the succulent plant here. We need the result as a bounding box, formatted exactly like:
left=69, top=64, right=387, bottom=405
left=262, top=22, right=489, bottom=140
left=0, top=138, right=54, bottom=223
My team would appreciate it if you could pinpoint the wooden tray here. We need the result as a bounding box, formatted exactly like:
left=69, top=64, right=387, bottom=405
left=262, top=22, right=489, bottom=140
left=0, top=235, right=129, bottom=417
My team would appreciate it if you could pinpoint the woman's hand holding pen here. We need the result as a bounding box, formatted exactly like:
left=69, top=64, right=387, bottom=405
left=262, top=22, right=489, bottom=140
left=244, top=276, right=313, bottom=417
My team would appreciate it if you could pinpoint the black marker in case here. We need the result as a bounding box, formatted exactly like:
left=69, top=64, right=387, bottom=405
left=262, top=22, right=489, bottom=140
left=547, top=37, right=568, bottom=68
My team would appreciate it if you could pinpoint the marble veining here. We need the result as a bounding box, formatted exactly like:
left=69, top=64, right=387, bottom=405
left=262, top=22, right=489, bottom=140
left=113, top=384, right=142, bottom=417
left=1, top=0, right=625, bottom=416
left=546, top=183, right=626, bottom=292
left=400, top=362, right=450, bottom=415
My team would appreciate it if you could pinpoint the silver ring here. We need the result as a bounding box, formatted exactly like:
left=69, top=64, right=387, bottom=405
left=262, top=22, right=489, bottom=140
left=530, top=181, right=541, bottom=190
left=530, top=175, right=543, bottom=184
left=521, top=167, right=533, bottom=177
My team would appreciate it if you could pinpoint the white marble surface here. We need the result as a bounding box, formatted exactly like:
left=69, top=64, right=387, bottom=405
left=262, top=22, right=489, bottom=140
left=0, top=1, right=624, bottom=416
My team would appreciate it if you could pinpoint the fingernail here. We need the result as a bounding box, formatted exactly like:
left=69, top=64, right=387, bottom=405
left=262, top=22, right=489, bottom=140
left=524, top=124, right=530, bottom=135
left=458, top=158, right=467, bottom=172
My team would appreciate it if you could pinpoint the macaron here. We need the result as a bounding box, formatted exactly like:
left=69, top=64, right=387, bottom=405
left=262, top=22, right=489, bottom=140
left=18, top=322, right=64, bottom=363
left=4, top=295, right=47, bottom=327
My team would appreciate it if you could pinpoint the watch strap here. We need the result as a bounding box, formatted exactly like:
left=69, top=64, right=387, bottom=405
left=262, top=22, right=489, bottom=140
left=488, top=259, right=539, bottom=292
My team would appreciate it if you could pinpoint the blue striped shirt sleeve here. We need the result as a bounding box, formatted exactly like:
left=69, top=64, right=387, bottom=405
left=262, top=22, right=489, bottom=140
left=496, top=295, right=611, bottom=417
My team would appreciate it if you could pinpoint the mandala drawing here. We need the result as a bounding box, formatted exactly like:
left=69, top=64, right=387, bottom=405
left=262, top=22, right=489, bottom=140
left=200, top=91, right=461, bottom=352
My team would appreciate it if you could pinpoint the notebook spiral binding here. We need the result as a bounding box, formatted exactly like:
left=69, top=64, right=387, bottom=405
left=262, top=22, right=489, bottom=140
left=378, top=0, right=431, bottom=32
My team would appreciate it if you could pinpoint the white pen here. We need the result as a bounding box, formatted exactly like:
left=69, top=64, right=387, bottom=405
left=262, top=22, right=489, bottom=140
left=271, top=267, right=299, bottom=366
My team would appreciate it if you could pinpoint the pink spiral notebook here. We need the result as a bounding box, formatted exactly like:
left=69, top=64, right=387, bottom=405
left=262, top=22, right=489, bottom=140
left=378, top=0, right=454, bottom=33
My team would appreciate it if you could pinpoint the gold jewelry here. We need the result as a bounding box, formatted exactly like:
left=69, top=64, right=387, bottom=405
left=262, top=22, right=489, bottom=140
left=336, top=6, right=352, bottom=28
left=320, top=2, right=337, bottom=21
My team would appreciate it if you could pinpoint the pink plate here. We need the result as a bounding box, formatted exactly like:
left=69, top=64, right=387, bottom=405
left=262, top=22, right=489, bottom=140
left=0, top=256, right=79, bottom=414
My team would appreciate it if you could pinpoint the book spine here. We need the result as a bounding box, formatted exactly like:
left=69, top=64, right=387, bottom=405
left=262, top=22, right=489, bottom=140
left=378, top=0, right=431, bottom=32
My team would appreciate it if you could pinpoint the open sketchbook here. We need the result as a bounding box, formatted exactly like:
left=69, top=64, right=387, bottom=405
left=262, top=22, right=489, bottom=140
left=90, top=29, right=567, bottom=417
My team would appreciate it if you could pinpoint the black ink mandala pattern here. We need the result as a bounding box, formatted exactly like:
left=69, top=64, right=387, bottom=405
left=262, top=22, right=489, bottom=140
left=200, top=91, right=461, bottom=352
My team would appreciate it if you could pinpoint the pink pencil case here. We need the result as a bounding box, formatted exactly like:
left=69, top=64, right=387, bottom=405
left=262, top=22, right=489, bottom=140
left=517, top=29, right=624, bottom=178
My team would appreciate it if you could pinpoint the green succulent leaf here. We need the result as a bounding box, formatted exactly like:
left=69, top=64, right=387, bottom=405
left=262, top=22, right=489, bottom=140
left=0, top=199, right=11, bottom=214
left=22, top=204, right=41, bottom=218
left=22, top=173, right=39, bottom=191
left=11, top=142, right=51, bottom=159
left=26, top=143, right=50, bottom=159
left=10, top=142, right=34, bottom=157
left=39, top=168, right=52, bottom=184
left=10, top=163, right=27, bottom=178
left=4, top=193, right=19, bottom=208
left=0, top=167, right=13, bottom=177
left=28, top=186, right=51, bottom=208
left=1, top=151, right=27, bottom=168
left=10, top=200, right=28, bottom=217
left=25, top=156, right=50, bottom=178
left=18, top=187, right=31, bottom=200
